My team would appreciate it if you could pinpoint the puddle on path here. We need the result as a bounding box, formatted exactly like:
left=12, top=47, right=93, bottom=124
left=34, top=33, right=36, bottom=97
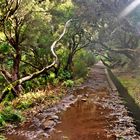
left=46, top=95, right=116, bottom=140
left=5, top=63, right=140, bottom=140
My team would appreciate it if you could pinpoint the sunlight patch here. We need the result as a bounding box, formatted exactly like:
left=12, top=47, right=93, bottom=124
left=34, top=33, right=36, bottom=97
left=119, top=0, right=140, bottom=19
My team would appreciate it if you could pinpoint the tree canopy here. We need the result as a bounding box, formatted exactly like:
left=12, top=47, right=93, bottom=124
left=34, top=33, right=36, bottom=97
left=0, top=0, right=140, bottom=101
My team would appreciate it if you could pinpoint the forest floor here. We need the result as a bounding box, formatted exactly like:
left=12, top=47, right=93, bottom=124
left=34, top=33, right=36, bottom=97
left=4, top=63, right=140, bottom=140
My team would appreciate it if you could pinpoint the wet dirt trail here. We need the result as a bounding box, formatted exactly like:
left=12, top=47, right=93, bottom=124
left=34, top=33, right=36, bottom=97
left=5, top=63, right=140, bottom=140
left=47, top=63, right=116, bottom=140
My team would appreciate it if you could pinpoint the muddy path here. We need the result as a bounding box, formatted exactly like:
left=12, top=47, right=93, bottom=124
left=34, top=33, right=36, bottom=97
left=5, top=63, right=140, bottom=140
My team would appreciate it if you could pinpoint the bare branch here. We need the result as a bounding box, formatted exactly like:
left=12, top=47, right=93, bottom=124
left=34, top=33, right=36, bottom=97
left=0, top=66, right=12, bottom=82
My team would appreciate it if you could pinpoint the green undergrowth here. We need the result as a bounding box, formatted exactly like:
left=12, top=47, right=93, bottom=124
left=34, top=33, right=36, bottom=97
left=0, top=86, right=66, bottom=130
left=0, top=68, right=85, bottom=134
left=0, top=135, right=6, bottom=140
left=0, top=106, right=24, bottom=127
left=118, top=73, right=140, bottom=107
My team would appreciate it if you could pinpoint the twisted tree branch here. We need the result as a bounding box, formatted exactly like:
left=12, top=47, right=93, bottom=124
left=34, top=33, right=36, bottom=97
left=0, top=19, right=73, bottom=102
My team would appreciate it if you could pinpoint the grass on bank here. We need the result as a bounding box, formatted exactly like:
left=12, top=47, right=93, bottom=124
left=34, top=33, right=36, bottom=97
left=117, top=73, right=140, bottom=106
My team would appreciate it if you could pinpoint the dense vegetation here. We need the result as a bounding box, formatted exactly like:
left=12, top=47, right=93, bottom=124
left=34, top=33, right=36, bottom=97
left=0, top=0, right=97, bottom=130
left=0, top=0, right=140, bottom=133
left=0, top=0, right=96, bottom=99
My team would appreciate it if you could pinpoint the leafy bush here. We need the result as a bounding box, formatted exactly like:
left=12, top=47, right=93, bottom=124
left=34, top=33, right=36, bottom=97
left=58, top=69, right=71, bottom=80
left=24, top=75, right=48, bottom=92
left=0, top=43, right=10, bottom=53
left=73, top=50, right=96, bottom=78
left=0, top=135, right=7, bottom=140
left=52, top=78, right=59, bottom=86
left=84, top=51, right=96, bottom=66
left=0, top=106, right=24, bottom=126
left=0, top=115, right=6, bottom=127
left=73, top=59, right=88, bottom=78
left=4, top=93, right=15, bottom=102
left=45, top=72, right=55, bottom=85
left=49, top=72, right=56, bottom=79
left=72, top=50, right=97, bottom=79
left=62, top=80, right=74, bottom=87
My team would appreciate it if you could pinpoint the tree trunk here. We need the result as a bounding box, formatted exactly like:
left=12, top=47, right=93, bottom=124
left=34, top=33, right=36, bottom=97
left=65, top=52, right=74, bottom=71
left=11, top=48, right=21, bottom=96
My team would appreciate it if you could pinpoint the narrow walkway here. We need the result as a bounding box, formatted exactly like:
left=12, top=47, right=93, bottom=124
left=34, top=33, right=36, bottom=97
left=47, top=63, right=139, bottom=140
left=47, top=63, right=115, bottom=140
left=6, top=63, right=139, bottom=140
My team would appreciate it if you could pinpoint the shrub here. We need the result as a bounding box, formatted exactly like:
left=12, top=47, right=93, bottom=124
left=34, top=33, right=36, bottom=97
left=62, top=80, right=74, bottom=87
left=58, top=69, right=71, bottom=80
left=0, top=115, right=6, bottom=127
left=52, top=78, right=59, bottom=86
left=48, top=72, right=56, bottom=84
left=3, top=93, right=15, bottom=102
left=72, top=50, right=96, bottom=78
left=84, top=51, right=96, bottom=66
left=24, top=76, right=48, bottom=92
left=0, top=106, right=24, bottom=125
left=73, top=60, right=87, bottom=78
left=0, top=135, right=7, bottom=140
